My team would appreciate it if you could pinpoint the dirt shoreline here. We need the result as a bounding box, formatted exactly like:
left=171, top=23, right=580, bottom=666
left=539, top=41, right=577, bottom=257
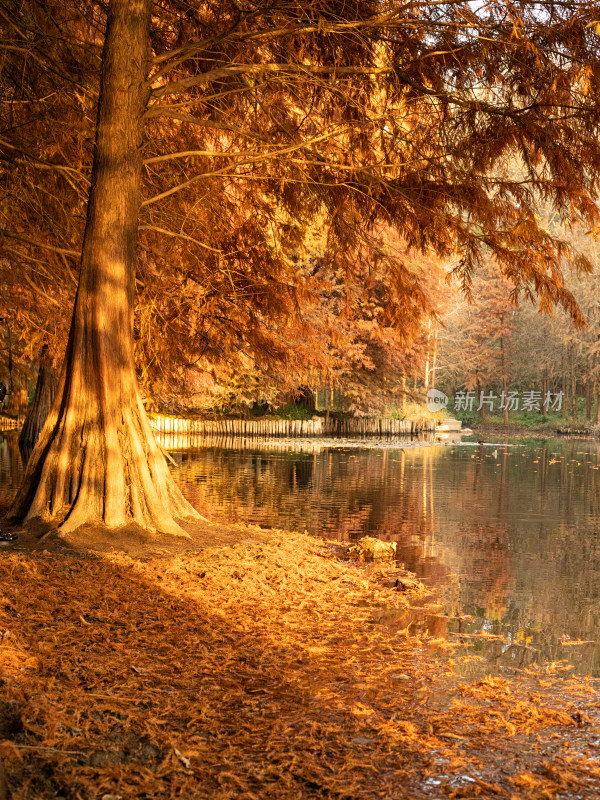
left=1, top=523, right=600, bottom=798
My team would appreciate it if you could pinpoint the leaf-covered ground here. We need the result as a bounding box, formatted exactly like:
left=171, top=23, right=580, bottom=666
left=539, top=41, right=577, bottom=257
left=1, top=529, right=599, bottom=799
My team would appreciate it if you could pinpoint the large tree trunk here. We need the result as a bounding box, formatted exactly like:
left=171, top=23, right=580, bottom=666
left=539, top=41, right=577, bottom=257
left=8, top=0, right=198, bottom=536
left=0, top=754, right=6, bottom=800
left=18, top=344, right=57, bottom=456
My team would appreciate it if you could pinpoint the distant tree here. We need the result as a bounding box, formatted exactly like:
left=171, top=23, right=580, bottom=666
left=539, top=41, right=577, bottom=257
left=437, top=263, right=515, bottom=418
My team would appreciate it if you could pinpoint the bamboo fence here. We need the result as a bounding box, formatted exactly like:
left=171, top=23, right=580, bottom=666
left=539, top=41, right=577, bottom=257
left=148, top=415, right=435, bottom=441
left=0, top=416, right=21, bottom=431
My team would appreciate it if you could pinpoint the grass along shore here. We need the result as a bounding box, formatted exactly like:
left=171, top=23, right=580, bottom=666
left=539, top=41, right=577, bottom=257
left=1, top=523, right=600, bottom=798
left=452, top=408, right=600, bottom=437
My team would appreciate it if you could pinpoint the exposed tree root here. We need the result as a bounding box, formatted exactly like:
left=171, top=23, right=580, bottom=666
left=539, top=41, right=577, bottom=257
left=8, top=360, right=199, bottom=537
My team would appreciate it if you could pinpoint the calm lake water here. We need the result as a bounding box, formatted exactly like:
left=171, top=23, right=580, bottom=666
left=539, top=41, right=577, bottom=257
left=166, top=433, right=600, bottom=678
left=3, top=431, right=600, bottom=677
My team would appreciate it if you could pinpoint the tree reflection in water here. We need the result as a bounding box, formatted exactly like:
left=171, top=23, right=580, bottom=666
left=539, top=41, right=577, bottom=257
left=167, top=436, right=600, bottom=677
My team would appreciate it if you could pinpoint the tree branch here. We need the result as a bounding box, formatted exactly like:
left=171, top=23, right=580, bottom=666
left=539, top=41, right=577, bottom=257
left=0, top=228, right=80, bottom=257
left=150, top=63, right=388, bottom=101
left=0, top=137, right=91, bottom=185
left=141, top=127, right=350, bottom=206
left=138, top=225, right=222, bottom=252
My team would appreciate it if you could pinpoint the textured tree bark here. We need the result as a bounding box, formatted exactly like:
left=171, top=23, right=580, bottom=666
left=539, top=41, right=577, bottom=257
left=19, top=345, right=57, bottom=455
left=8, top=0, right=198, bottom=536
left=0, top=755, right=6, bottom=800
